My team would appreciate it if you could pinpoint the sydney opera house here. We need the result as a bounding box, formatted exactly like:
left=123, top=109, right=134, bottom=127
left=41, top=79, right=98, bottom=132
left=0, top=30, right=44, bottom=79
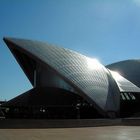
left=2, top=37, right=140, bottom=119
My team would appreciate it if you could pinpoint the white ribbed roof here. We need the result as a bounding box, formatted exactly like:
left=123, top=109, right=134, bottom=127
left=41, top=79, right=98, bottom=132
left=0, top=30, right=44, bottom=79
left=4, top=38, right=120, bottom=112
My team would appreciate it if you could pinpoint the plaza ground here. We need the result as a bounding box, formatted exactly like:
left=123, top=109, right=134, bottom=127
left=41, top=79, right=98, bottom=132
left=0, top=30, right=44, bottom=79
left=0, top=126, right=140, bottom=140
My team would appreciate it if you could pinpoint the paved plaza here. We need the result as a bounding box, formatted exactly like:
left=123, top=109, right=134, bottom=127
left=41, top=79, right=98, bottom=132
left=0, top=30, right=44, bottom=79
left=0, top=126, right=140, bottom=140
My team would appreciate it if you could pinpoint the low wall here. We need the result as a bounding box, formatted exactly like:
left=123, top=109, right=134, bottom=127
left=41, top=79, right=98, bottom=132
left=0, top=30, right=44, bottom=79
left=0, top=119, right=121, bottom=128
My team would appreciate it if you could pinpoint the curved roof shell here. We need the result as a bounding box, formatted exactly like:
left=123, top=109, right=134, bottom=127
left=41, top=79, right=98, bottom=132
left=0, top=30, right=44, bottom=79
left=107, top=60, right=140, bottom=88
left=4, top=37, right=120, bottom=115
left=109, top=70, right=140, bottom=93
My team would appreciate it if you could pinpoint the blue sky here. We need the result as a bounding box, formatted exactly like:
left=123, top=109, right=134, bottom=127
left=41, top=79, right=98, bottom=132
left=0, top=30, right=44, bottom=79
left=1, top=0, right=140, bottom=100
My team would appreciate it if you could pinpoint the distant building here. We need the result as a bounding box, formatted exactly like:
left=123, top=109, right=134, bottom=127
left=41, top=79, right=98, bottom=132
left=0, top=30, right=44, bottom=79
left=0, top=101, right=6, bottom=106
left=0, top=101, right=6, bottom=119
left=2, top=37, right=140, bottom=118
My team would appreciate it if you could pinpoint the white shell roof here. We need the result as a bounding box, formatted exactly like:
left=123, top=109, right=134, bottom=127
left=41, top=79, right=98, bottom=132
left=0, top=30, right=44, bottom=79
left=4, top=38, right=121, bottom=113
